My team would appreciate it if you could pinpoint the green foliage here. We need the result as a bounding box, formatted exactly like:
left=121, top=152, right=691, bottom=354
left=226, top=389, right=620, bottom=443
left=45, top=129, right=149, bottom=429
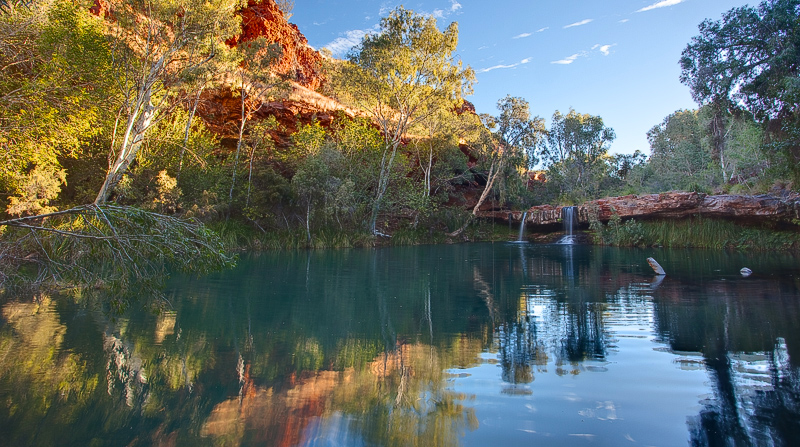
left=644, top=109, right=717, bottom=192
left=95, top=0, right=245, bottom=204
left=334, top=6, right=475, bottom=234
left=6, top=165, right=67, bottom=216
left=0, top=0, right=114, bottom=204
left=539, top=109, right=616, bottom=203
left=147, top=170, right=181, bottom=214
left=680, top=0, right=800, bottom=181
left=630, top=106, right=779, bottom=195
left=589, top=212, right=644, bottom=247
left=453, top=95, right=545, bottom=233
left=723, top=113, right=770, bottom=191
left=280, top=121, right=328, bottom=171
left=138, top=106, right=220, bottom=176
left=338, top=6, right=474, bottom=140
left=591, top=215, right=800, bottom=250
left=680, top=0, right=799, bottom=123
left=488, top=95, right=545, bottom=170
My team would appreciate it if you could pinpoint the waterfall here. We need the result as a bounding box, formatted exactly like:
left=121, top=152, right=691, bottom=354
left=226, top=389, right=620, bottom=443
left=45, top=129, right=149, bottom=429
left=563, top=207, right=575, bottom=236
left=557, top=206, right=578, bottom=244
left=517, top=212, right=528, bottom=241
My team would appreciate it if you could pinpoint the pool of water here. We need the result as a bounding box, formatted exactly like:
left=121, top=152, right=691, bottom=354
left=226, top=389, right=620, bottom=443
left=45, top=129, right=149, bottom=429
left=1, top=242, right=799, bottom=446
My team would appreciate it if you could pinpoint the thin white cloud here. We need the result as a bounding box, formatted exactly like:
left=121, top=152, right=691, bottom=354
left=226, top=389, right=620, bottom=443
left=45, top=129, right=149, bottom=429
left=636, top=0, right=687, bottom=13
left=478, top=58, right=531, bottom=73
left=513, top=33, right=532, bottom=39
left=426, top=0, right=462, bottom=20
left=593, top=44, right=615, bottom=55
left=479, top=64, right=518, bottom=73
left=537, top=27, right=549, bottom=32
left=564, top=19, right=593, bottom=29
left=324, top=27, right=378, bottom=57
left=551, top=53, right=580, bottom=65
left=379, top=2, right=395, bottom=16
left=619, top=18, right=630, bottom=23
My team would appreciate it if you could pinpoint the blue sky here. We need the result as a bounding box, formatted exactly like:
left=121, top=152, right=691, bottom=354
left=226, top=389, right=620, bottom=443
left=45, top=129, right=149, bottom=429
left=291, top=0, right=752, bottom=156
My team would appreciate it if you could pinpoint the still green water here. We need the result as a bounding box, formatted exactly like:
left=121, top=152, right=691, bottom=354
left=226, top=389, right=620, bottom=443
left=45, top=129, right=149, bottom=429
left=1, top=242, right=799, bottom=447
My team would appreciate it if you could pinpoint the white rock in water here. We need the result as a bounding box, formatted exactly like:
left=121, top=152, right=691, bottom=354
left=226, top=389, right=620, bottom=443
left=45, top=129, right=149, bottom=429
left=740, top=267, right=753, bottom=277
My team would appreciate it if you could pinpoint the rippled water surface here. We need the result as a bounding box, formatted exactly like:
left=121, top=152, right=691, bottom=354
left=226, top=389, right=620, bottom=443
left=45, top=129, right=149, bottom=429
left=1, top=243, right=799, bottom=446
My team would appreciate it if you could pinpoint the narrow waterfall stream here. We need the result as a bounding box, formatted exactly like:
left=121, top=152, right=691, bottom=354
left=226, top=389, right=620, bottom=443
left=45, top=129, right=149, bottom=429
left=517, top=212, right=528, bottom=241
left=557, top=206, right=577, bottom=244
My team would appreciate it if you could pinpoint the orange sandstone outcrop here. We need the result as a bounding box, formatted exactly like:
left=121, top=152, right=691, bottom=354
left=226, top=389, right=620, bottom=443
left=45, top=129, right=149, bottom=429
left=227, top=0, right=324, bottom=91
left=194, top=0, right=363, bottom=148
left=197, top=80, right=361, bottom=149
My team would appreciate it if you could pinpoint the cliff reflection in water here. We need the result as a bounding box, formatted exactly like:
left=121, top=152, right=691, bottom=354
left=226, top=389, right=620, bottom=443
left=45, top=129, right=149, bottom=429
left=0, top=243, right=798, bottom=446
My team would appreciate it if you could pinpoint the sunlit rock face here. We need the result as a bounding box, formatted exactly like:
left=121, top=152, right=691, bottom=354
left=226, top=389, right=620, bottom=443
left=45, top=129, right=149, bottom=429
left=226, top=0, right=324, bottom=91
left=481, top=192, right=800, bottom=226
left=196, top=83, right=360, bottom=150
left=198, top=0, right=365, bottom=149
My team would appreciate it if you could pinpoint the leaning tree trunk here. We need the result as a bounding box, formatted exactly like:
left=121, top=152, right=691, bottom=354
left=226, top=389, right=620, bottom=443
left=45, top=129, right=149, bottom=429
left=448, top=158, right=502, bottom=237
left=229, top=82, right=249, bottom=204
left=177, top=85, right=204, bottom=182
left=369, top=142, right=399, bottom=237
left=94, top=95, right=156, bottom=205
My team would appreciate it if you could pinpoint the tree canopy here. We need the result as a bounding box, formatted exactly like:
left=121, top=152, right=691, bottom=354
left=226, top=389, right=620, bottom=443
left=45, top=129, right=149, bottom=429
left=538, top=109, right=616, bottom=203
left=334, top=6, right=474, bottom=234
left=680, top=0, right=799, bottom=122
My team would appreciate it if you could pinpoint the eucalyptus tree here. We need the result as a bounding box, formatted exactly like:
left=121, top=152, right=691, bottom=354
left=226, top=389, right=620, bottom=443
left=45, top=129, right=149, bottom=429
left=94, top=0, right=244, bottom=205
left=335, top=6, right=474, bottom=236
left=409, top=102, right=478, bottom=227
left=539, top=109, right=615, bottom=202
left=227, top=37, right=286, bottom=204
left=680, top=0, right=800, bottom=178
left=449, top=95, right=544, bottom=236
left=0, top=0, right=241, bottom=300
left=645, top=109, right=714, bottom=191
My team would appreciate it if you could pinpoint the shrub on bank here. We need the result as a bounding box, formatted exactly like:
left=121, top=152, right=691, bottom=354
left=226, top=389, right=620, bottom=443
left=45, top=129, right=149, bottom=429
left=590, top=216, right=800, bottom=250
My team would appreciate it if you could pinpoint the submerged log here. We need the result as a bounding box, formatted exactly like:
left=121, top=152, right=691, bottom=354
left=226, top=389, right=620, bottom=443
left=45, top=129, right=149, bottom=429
left=647, top=258, right=666, bottom=276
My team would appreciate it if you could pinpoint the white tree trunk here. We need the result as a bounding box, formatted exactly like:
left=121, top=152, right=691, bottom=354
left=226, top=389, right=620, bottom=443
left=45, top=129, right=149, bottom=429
left=369, top=142, right=399, bottom=236
left=448, top=158, right=502, bottom=237
left=94, top=94, right=156, bottom=205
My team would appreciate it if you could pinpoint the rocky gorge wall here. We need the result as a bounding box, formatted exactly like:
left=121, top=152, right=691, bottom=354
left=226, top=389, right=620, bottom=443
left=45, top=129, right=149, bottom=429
left=225, top=0, right=324, bottom=91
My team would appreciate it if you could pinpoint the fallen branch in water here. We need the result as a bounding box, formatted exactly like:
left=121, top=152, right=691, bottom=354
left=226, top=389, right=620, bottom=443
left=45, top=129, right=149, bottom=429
left=0, top=205, right=235, bottom=310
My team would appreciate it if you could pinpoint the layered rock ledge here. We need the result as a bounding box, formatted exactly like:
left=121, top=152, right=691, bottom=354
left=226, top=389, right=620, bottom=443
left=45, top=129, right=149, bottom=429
left=479, top=192, right=800, bottom=227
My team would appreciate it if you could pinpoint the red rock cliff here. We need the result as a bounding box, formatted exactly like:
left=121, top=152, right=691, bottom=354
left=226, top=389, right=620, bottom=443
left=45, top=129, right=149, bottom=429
left=227, top=0, right=324, bottom=91
left=197, top=0, right=364, bottom=149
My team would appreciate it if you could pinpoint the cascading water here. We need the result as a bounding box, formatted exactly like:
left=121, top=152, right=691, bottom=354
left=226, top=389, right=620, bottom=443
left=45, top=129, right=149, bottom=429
left=517, top=212, right=528, bottom=242
left=557, top=206, right=577, bottom=244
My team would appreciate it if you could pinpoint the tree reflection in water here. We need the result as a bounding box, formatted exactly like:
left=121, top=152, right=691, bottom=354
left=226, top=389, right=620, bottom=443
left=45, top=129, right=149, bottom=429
left=0, top=244, right=799, bottom=446
left=651, top=277, right=800, bottom=447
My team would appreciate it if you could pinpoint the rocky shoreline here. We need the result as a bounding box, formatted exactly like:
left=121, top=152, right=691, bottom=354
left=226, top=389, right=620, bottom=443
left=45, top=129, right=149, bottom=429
left=478, top=192, right=800, bottom=227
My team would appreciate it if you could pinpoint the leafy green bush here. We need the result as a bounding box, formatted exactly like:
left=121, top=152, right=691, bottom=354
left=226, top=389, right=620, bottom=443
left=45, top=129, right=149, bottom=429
left=590, top=213, right=644, bottom=247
